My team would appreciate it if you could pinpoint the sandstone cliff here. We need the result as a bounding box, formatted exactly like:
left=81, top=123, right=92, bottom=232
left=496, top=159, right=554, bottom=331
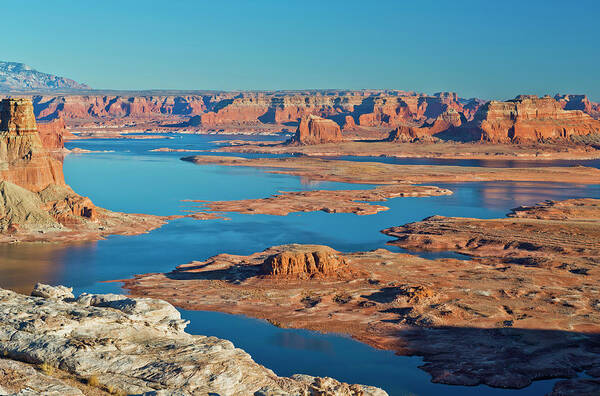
left=0, top=98, right=65, bottom=192
left=388, top=95, right=600, bottom=144
left=387, top=108, right=465, bottom=142
left=37, top=116, right=74, bottom=150
left=460, top=95, right=600, bottom=143
left=0, top=284, right=388, bottom=395
left=0, top=90, right=485, bottom=135
left=555, top=94, right=600, bottom=119
left=0, top=98, right=165, bottom=241
left=290, top=114, right=343, bottom=145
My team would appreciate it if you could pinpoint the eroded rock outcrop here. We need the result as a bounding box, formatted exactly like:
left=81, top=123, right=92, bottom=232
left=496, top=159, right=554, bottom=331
left=387, top=109, right=465, bottom=142
left=0, top=98, right=65, bottom=192
left=457, top=95, right=600, bottom=143
left=555, top=94, right=600, bottom=119
left=0, top=90, right=486, bottom=136
left=37, top=116, right=74, bottom=150
left=289, top=115, right=343, bottom=145
left=262, top=244, right=348, bottom=279
left=0, top=284, right=387, bottom=396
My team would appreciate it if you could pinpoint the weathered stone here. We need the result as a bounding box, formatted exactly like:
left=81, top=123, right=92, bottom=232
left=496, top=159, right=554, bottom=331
left=31, top=283, right=74, bottom=300
left=0, top=286, right=388, bottom=396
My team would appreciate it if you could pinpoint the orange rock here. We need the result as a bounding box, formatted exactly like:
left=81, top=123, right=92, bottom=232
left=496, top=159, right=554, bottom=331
left=387, top=109, right=465, bottom=142
left=37, top=117, right=75, bottom=150
left=261, top=245, right=348, bottom=279
left=0, top=98, right=65, bottom=192
left=290, top=115, right=343, bottom=145
left=458, top=95, right=600, bottom=143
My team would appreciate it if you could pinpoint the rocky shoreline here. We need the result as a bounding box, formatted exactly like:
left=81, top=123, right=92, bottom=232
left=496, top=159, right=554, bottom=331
left=0, top=284, right=388, bottom=396
left=123, top=199, right=600, bottom=395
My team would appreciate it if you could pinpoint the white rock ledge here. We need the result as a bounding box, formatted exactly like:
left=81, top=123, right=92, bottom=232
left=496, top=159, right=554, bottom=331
left=0, top=284, right=388, bottom=396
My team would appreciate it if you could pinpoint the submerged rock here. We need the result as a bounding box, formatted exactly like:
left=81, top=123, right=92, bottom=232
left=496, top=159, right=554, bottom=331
left=0, top=284, right=388, bottom=396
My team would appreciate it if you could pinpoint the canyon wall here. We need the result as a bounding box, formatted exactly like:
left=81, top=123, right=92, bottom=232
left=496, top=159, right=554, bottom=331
left=459, top=95, right=600, bottom=143
left=1, top=91, right=486, bottom=133
left=388, top=95, right=600, bottom=143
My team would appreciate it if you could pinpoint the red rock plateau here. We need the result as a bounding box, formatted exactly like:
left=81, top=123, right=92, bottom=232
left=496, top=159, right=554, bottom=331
left=124, top=198, right=600, bottom=394
left=289, top=115, right=343, bottom=145
left=0, top=98, right=166, bottom=243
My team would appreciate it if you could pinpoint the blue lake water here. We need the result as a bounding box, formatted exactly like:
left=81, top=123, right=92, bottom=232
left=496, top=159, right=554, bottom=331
left=2, top=134, right=599, bottom=395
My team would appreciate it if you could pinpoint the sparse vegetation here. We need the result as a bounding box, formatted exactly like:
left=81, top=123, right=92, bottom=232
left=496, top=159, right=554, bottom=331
left=87, top=374, right=100, bottom=387
left=38, top=361, right=54, bottom=375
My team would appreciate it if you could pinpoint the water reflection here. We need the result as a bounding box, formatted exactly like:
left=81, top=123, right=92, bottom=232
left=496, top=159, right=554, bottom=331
left=270, top=332, right=335, bottom=353
left=0, top=241, right=96, bottom=294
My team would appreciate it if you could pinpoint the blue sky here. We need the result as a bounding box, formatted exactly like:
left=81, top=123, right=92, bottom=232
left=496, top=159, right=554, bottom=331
left=3, top=1, right=599, bottom=100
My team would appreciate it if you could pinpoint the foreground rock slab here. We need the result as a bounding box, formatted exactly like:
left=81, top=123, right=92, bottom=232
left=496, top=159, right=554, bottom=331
left=0, top=284, right=387, bottom=396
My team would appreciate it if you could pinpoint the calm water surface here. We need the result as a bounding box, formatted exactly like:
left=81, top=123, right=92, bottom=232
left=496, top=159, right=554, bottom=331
left=2, top=134, right=599, bottom=395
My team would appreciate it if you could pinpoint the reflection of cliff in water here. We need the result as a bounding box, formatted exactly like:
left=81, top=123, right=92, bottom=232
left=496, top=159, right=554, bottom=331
left=299, top=176, right=326, bottom=188
left=0, top=241, right=97, bottom=294
left=477, top=181, right=600, bottom=211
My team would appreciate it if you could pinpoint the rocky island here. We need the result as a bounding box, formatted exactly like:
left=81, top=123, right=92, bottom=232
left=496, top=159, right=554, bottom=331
left=124, top=198, right=600, bottom=395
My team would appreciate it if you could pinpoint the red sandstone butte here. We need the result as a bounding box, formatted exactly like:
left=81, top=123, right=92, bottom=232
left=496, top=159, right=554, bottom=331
left=290, top=115, right=343, bottom=145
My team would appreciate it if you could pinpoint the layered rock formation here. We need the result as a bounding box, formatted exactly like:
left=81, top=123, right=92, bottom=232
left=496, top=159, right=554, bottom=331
left=0, top=98, right=65, bottom=192
left=387, top=108, right=465, bottom=142
left=37, top=116, right=74, bottom=150
left=262, top=245, right=349, bottom=279
left=0, top=90, right=485, bottom=135
left=289, top=114, right=343, bottom=145
left=0, top=98, right=166, bottom=242
left=0, top=284, right=387, bottom=395
left=555, top=94, right=600, bottom=119
left=455, top=95, right=600, bottom=143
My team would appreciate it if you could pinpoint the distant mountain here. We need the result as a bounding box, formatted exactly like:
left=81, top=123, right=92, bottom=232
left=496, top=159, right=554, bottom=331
left=0, top=61, right=90, bottom=91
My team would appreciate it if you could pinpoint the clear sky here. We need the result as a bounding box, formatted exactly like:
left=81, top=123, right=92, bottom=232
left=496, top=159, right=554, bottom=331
left=3, top=0, right=599, bottom=100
